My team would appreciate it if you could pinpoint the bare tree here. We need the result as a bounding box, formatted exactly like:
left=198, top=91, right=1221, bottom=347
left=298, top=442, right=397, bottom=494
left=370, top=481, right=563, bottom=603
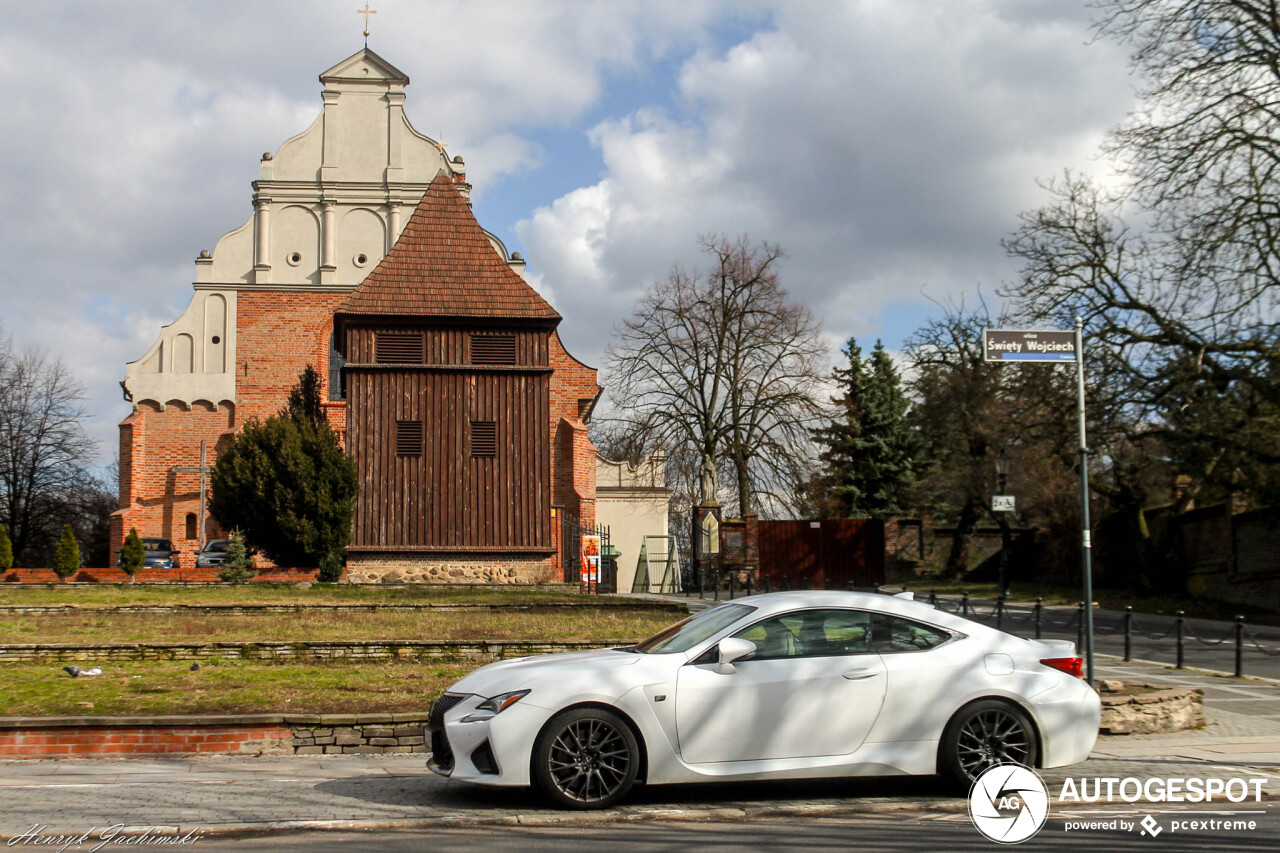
left=1003, top=0, right=1280, bottom=504
left=603, top=235, right=828, bottom=518
left=0, top=329, right=98, bottom=565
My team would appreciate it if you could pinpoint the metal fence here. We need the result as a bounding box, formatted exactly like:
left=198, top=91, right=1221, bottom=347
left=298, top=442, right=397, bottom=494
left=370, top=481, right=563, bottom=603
left=917, top=589, right=1280, bottom=678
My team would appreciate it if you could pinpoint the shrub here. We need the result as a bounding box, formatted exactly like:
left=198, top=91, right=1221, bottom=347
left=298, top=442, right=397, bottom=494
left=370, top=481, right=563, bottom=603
left=120, top=528, right=145, bottom=577
left=317, top=551, right=344, bottom=584
left=217, top=530, right=257, bottom=584
left=52, top=524, right=80, bottom=580
left=0, top=527, right=11, bottom=571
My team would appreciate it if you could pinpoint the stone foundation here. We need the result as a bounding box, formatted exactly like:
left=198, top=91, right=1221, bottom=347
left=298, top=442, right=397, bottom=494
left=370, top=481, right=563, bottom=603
left=1098, top=679, right=1206, bottom=735
left=345, top=552, right=558, bottom=584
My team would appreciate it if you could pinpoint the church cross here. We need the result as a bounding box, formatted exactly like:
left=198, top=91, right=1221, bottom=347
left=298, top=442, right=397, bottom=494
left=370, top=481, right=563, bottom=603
left=172, top=440, right=214, bottom=554
left=357, top=3, right=377, bottom=39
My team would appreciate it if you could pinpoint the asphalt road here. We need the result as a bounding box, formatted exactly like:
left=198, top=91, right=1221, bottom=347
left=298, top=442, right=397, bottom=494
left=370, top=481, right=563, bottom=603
left=187, top=810, right=1280, bottom=852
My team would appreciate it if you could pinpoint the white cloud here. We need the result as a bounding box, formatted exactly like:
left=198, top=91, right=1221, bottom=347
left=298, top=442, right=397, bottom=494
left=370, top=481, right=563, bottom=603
left=0, top=1, right=1136, bottom=467
left=519, top=1, right=1135, bottom=371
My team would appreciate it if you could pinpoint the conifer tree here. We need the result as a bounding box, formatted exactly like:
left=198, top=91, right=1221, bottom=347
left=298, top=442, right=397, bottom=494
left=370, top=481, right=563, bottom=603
left=210, top=366, right=357, bottom=568
left=0, top=526, right=12, bottom=571
left=120, top=527, right=145, bottom=579
left=811, top=338, right=914, bottom=517
left=51, top=523, right=80, bottom=580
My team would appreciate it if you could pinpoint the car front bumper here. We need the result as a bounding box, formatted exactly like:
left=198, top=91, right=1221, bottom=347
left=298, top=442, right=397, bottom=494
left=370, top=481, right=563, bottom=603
left=426, top=693, right=551, bottom=787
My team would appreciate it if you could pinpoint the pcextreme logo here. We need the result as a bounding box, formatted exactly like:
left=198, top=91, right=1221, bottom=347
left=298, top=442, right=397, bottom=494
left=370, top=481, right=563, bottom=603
left=968, top=764, right=1051, bottom=844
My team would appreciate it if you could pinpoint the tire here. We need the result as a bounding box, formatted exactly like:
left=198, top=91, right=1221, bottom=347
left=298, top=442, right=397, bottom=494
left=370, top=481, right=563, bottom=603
left=939, top=699, right=1038, bottom=790
left=532, top=707, right=640, bottom=809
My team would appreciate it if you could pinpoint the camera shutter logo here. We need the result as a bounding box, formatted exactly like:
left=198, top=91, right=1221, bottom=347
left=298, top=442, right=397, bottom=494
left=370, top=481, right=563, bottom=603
left=969, top=764, right=1050, bottom=843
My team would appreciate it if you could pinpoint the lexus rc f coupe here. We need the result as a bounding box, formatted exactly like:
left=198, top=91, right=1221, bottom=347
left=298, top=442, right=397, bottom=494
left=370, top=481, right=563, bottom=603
left=426, top=590, right=1099, bottom=809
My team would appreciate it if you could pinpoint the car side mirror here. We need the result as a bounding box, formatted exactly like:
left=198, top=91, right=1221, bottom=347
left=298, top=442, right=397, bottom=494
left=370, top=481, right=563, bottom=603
left=716, top=637, right=757, bottom=675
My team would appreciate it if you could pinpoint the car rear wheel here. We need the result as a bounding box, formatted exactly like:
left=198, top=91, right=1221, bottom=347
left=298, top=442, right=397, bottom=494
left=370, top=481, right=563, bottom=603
left=939, top=699, right=1038, bottom=789
left=532, top=707, right=639, bottom=810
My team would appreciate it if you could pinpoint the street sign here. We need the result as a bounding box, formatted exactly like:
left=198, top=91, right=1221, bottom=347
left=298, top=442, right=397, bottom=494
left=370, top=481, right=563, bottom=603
left=991, top=495, right=1015, bottom=513
left=983, top=329, right=1078, bottom=362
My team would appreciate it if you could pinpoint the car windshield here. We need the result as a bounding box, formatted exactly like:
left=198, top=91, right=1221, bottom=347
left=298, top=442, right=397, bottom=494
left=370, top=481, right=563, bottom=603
left=202, top=540, right=230, bottom=553
left=142, top=539, right=172, bottom=551
left=631, top=604, right=755, bottom=654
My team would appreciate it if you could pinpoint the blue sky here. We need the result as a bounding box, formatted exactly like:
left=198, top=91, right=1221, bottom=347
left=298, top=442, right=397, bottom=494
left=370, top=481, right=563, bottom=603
left=0, top=1, right=1137, bottom=466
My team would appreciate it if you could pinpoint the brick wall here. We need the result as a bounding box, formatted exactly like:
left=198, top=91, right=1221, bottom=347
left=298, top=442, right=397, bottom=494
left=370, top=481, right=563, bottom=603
left=0, top=714, right=434, bottom=759
left=115, top=291, right=348, bottom=565
left=2, top=567, right=321, bottom=584
left=549, top=332, right=600, bottom=532
left=0, top=722, right=291, bottom=759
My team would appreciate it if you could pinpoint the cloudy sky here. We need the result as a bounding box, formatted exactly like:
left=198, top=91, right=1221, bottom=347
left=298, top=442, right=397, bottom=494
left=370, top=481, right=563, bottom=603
left=0, top=1, right=1136, bottom=467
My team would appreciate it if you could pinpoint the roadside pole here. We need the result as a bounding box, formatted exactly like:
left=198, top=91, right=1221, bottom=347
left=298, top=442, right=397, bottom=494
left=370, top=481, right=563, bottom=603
left=983, top=323, right=1095, bottom=684
left=1074, top=317, right=1095, bottom=684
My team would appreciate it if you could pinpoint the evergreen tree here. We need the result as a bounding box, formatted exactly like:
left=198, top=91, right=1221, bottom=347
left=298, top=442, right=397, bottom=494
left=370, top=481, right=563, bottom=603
left=811, top=338, right=914, bottom=517
left=0, top=526, right=12, bottom=571
left=210, top=366, right=357, bottom=568
left=217, top=529, right=257, bottom=584
left=51, top=524, right=80, bottom=580
left=120, top=527, right=145, bottom=579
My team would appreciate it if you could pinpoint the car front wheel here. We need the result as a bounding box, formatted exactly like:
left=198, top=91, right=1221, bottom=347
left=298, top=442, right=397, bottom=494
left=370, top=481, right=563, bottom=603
left=939, top=699, right=1038, bottom=789
left=532, top=707, right=639, bottom=809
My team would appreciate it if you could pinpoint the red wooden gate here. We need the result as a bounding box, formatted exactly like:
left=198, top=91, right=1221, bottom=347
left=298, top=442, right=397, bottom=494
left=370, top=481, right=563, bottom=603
left=758, top=519, right=885, bottom=589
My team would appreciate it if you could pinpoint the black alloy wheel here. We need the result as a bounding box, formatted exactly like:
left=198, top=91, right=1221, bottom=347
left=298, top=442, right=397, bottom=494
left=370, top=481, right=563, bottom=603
left=940, top=699, right=1038, bottom=788
left=533, top=707, right=639, bottom=809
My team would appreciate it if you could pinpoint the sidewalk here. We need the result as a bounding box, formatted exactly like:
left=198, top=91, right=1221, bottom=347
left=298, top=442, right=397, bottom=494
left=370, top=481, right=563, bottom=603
left=0, top=657, right=1275, bottom=838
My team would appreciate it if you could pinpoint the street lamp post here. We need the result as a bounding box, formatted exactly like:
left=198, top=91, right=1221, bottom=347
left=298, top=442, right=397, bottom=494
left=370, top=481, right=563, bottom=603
left=995, top=448, right=1011, bottom=601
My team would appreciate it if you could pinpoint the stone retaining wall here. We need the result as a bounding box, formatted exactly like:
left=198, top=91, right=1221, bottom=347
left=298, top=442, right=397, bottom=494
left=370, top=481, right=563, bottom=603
left=0, top=639, right=622, bottom=664
left=0, top=713, right=429, bottom=759
left=1099, top=682, right=1206, bottom=735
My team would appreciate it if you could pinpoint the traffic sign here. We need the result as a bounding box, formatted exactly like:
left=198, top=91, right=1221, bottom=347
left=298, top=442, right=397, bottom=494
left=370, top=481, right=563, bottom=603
left=984, top=329, right=1077, bottom=362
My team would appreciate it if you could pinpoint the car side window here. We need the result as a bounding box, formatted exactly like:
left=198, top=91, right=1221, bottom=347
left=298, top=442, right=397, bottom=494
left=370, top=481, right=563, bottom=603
left=732, top=609, right=873, bottom=660
left=869, top=613, right=950, bottom=652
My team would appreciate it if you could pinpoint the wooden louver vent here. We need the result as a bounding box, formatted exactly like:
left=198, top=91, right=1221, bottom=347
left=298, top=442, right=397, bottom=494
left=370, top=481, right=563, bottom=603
left=376, top=332, right=425, bottom=364
left=396, top=420, right=423, bottom=457
left=470, top=334, right=517, bottom=365
left=471, top=421, right=497, bottom=458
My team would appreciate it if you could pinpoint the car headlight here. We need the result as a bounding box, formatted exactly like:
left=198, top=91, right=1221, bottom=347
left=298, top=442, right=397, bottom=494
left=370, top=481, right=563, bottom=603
left=461, top=690, right=530, bottom=722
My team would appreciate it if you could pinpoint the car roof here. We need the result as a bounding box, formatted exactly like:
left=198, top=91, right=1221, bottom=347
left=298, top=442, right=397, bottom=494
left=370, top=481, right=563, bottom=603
left=707, top=590, right=980, bottom=634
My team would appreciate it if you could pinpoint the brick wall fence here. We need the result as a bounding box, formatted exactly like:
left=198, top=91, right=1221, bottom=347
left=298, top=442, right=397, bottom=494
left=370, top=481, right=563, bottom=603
left=0, top=713, right=430, bottom=759
left=2, top=567, right=323, bottom=584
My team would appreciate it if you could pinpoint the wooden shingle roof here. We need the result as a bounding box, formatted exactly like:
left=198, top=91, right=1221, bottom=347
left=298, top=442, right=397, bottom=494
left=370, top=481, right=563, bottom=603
left=337, top=172, right=561, bottom=322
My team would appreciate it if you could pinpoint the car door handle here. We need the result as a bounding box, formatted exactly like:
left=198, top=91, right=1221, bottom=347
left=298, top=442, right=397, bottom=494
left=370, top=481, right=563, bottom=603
left=842, top=668, right=881, bottom=680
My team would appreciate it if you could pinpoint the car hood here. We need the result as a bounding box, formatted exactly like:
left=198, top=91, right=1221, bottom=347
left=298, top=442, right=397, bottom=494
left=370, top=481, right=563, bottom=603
left=448, top=647, right=649, bottom=700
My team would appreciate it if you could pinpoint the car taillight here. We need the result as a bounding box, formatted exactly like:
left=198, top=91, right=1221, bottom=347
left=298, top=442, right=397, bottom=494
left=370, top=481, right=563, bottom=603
left=1040, top=657, right=1083, bottom=678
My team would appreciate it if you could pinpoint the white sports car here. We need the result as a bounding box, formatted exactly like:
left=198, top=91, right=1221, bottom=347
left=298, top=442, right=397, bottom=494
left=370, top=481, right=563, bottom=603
left=426, top=591, right=1100, bottom=809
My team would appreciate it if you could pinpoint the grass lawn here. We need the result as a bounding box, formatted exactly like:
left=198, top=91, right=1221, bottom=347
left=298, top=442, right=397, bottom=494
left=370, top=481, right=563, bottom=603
left=0, top=608, right=672, bottom=645
left=0, top=583, right=593, bottom=607
left=0, top=660, right=478, bottom=717
left=892, top=580, right=1280, bottom=625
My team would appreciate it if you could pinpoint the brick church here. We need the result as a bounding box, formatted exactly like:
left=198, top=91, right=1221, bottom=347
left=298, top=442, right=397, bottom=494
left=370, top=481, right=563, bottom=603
left=113, top=48, right=601, bottom=583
